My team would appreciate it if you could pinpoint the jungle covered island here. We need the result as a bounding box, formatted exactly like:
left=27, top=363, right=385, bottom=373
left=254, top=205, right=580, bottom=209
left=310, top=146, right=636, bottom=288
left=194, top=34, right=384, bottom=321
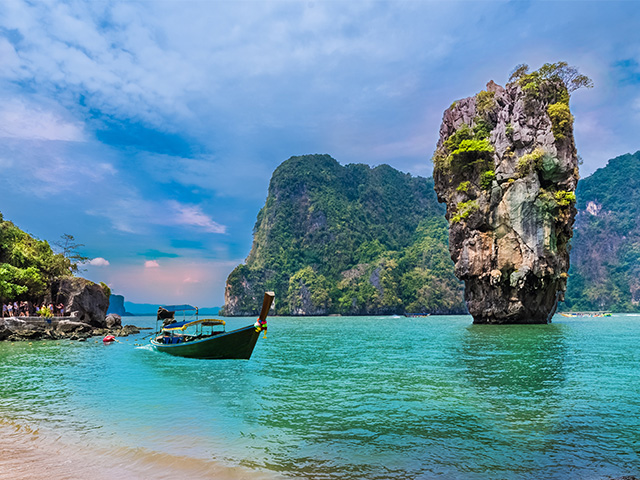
left=0, top=212, right=114, bottom=339
left=565, top=151, right=640, bottom=312
left=432, top=62, right=591, bottom=324
left=222, top=154, right=465, bottom=316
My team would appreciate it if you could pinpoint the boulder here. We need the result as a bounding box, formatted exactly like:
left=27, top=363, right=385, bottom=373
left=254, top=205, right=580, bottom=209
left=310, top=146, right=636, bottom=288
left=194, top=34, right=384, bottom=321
left=433, top=74, right=579, bottom=323
left=51, top=277, right=109, bottom=327
left=105, top=313, right=122, bottom=329
left=56, top=319, right=92, bottom=334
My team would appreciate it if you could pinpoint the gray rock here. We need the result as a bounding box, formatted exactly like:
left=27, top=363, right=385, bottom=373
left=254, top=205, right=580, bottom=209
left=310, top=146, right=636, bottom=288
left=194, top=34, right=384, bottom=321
left=56, top=320, right=93, bottom=334
left=105, top=313, right=122, bottom=329
left=51, top=277, right=109, bottom=327
left=433, top=78, right=578, bottom=324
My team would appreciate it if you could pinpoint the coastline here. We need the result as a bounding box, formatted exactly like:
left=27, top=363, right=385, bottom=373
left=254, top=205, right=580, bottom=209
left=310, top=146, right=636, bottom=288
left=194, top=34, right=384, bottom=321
left=0, top=419, right=279, bottom=480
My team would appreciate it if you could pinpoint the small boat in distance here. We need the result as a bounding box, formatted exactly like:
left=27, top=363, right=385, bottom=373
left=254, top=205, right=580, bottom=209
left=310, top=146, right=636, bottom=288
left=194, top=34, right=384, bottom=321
left=404, top=313, right=431, bottom=318
left=559, top=311, right=612, bottom=318
left=150, top=292, right=275, bottom=360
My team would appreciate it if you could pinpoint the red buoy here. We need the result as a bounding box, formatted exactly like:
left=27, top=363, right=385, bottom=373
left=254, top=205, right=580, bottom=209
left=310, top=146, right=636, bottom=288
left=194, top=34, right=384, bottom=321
left=103, top=335, right=116, bottom=343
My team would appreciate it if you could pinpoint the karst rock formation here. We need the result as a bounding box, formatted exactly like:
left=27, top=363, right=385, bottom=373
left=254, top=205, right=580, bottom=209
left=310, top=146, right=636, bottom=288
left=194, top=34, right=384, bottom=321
left=433, top=64, right=588, bottom=323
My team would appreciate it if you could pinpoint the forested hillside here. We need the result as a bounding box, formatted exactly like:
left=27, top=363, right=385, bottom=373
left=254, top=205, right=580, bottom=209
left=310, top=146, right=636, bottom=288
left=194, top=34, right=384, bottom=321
left=223, top=152, right=640, bottom=316
left=564, top=151, right=640, bottom=312
left=223, top=154, right=465, bottom=315
left=0, top=213, right=74, bottom=302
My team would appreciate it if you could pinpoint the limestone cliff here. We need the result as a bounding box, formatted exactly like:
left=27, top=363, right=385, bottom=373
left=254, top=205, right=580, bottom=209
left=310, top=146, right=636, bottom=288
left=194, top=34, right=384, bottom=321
left=433, top=64, right=587, bottom=323
left=223, top=154, right=464, bottom=316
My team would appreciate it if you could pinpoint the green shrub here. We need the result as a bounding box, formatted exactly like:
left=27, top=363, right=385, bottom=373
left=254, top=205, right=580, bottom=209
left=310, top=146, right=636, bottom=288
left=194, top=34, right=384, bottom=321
left=451, top=139, right=494, bottom=158
left=456, top=181, right=471, bottom=193
left=517, top=148, right=546, bottom=177
left=444, top=124, right=473, bottom=153
left=476, top=90, right=496, bottom=116
left=451, top=200, right=479, bottom=223
left=480, top=170, right=496, bottom=190
left=554, top=190, right=576, bottom=207
left=547, top=102, right=574, bottom=140
left=473, top=118, right=493, bottom=140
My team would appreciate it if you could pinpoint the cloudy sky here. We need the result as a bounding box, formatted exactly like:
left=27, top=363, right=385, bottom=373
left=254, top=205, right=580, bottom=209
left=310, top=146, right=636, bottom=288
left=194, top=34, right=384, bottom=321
left=1, top=0, right=638, bottom=306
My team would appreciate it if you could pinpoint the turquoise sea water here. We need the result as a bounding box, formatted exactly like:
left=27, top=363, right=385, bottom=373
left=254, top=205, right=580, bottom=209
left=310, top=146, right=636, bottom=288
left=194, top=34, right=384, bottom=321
left=1, top=314, right=639, bottom=479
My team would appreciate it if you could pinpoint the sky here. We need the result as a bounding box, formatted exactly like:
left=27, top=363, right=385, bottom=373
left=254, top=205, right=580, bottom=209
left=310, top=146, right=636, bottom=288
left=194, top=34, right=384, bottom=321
left=1, top=0, right=639, bottom=306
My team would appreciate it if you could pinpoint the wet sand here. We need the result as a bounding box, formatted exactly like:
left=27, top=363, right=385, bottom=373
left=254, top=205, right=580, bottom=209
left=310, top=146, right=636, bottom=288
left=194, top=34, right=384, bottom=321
left=0, top=421, right=278, bottom=480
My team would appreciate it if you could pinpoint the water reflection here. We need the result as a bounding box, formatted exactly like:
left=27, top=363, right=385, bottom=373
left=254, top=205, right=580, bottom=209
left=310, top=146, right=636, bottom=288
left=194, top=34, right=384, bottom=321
left=461, top=323, right=568, bottom=476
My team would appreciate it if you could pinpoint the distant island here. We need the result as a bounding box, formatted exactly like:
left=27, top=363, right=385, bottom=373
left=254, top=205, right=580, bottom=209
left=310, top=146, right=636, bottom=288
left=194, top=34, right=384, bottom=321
left=221, top=150, right=640, bottom=316
left=565, top=151, right=640, bottom=311
left=107, top=294, right=220, bottom=316
left=222, top=154, right=466, bottom=316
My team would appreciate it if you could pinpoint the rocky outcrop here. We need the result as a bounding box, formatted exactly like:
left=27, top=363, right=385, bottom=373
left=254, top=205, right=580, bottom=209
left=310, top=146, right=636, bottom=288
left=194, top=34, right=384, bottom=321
left=0, top=316, right=140, bottom=341
left=51, top=277, right=109, bottom=327
left=105, top=313, right=122, bottom=328
left=107, top=294, right=128, bottom=316
left=433, top=71, right=580, bottom=323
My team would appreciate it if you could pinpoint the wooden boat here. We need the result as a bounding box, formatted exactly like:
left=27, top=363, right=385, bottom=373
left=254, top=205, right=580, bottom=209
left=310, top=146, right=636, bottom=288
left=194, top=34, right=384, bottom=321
left=150, top=292, right=274, bottom=360
left=404, top=313, right=431, bottom=318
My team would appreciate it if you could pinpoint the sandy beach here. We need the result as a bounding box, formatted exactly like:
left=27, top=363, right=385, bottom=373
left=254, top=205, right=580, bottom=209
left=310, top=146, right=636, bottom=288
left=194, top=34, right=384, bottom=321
left=0, top=421, right=277, bottom=480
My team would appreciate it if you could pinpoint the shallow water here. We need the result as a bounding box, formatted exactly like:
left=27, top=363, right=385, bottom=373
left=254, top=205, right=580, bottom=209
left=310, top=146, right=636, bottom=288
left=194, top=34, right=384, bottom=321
left=1, top=314, right=639, bottom=479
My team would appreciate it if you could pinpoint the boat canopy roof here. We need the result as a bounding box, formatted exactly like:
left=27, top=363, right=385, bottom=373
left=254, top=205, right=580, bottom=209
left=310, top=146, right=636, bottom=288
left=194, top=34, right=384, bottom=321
left=160, top=304, right=197, bottom=312
left=163, top=319, right=226, bottom=331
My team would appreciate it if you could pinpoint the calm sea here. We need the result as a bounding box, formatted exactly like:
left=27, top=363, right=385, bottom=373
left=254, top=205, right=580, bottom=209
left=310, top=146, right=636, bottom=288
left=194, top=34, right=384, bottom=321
left=1, top=314, right=639, bottom=479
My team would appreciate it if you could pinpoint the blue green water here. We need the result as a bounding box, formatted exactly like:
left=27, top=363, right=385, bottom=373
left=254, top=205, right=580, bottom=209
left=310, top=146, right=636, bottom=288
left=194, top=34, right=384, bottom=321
left=1, top=314, right=639, bottom=479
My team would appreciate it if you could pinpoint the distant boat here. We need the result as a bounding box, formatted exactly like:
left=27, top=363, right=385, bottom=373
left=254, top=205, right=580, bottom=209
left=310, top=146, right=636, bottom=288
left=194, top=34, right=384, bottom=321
left=404, top=313, right=431, bottom=318
left=559, top=312, right=612, bottom=318
left=150, top=292, right=274, bottom=360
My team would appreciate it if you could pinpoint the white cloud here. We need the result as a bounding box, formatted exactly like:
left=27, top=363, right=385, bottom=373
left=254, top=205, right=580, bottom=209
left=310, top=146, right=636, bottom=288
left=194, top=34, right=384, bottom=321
left=0, top=100, right=85, bottom=142
left=145, top=260, right=160, bottom=268
left=89, top=192, right=227, bottom=235
left=89, top=257, right=110, bottom=267
left=168, top=201, right=226, bottom=234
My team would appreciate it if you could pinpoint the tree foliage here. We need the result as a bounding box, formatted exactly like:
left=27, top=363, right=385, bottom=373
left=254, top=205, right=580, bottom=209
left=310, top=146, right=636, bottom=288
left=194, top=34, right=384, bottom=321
left=509, top=61, right=593, bottom=93
left=564, top=152, right=640, bottom=312
left=0, top=213, right=74, bottom=302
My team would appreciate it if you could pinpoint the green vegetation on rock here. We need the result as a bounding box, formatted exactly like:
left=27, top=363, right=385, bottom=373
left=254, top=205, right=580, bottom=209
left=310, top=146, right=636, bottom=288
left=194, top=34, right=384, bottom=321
left=547, top=102, right=574, bottom=140
left=222, top=155, right=465, bottom=316
left=0, top=213, right=75, bottom=302
left=451, top=200, right=479, bottom=223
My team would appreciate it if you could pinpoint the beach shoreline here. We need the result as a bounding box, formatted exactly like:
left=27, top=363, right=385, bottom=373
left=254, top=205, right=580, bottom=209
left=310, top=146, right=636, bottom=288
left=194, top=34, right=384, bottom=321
left=0, top=420, right=279, bottom=480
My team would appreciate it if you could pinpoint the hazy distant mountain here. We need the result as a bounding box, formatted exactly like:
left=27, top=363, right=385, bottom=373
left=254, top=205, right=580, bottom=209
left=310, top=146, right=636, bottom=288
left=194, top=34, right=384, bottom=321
left=119, top=299, right=219, bottom=316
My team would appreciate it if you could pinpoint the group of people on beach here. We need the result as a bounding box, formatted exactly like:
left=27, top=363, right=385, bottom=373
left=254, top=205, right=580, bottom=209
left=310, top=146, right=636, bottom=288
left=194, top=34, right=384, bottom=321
left=1, top=302, right=66, bottom=318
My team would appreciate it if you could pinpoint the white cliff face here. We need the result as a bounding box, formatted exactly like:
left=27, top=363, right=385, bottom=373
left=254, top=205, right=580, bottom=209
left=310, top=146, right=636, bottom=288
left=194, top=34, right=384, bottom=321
left=433, top=79, right=578, bottom=324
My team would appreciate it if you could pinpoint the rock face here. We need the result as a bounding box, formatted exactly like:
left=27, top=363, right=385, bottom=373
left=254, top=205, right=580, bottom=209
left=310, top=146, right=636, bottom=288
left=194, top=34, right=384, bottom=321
left=51, top=277, right=110, bottom=327
left=433, top=76, right=579, bottom=323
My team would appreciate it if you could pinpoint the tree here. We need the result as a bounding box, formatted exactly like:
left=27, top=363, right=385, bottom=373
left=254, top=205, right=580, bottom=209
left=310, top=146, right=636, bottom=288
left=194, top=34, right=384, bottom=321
left=53, top=234, right=89, bottom=272
left=509, top=61, right=593, bottom=93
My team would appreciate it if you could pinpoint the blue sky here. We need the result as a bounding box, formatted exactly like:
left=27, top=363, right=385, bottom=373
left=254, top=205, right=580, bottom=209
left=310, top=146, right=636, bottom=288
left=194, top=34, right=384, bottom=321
left=1, top=0, right=639, bottom=306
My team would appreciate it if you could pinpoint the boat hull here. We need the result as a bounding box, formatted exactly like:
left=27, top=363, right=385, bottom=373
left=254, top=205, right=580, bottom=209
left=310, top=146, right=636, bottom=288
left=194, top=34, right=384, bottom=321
left=150, top=324, right=261, bottom=359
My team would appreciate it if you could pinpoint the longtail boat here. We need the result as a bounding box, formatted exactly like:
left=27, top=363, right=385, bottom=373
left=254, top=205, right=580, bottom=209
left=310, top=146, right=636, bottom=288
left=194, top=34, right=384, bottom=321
left=150, top=292, right=274, bottom=360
